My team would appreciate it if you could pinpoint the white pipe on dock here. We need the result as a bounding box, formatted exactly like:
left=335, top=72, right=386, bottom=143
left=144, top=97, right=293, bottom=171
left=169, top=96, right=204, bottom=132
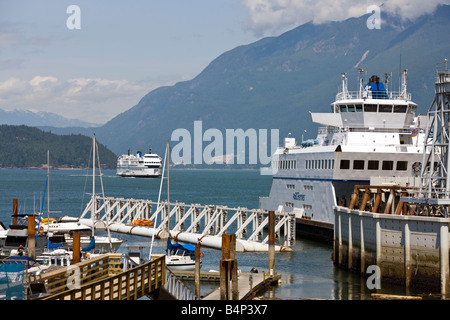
left=78, top=218, right=292, bottom=253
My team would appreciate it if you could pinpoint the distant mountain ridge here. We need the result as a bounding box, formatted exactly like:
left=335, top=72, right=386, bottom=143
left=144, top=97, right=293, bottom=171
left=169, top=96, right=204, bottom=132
left=0, top=108, right=101, bottom=128
left=91, top=5, right=450, bottom=157
left=9, top=6, right=450, bottom=161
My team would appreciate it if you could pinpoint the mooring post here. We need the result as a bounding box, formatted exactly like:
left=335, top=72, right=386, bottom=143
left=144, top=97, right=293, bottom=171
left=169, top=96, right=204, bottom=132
left=27, top=215, right=36, bottom=259
left=73, top=232, right=81, bottom=264
left=269, top=210, right=275, bottom=276
left=195, top=243, right=201, bottom=299
left=220, top=234, right=238, bottom=300
left=13, top=199, right=18, bottom=225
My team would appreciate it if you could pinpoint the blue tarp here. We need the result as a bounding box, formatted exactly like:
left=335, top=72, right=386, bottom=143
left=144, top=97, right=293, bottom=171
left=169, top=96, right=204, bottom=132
left=81, top=237, right=95, bottom=252
left=0, top=261, right=25, bottom=300
left=166, top=238, right=195, bottom=254
left=47, top=239, right=63, bottom=250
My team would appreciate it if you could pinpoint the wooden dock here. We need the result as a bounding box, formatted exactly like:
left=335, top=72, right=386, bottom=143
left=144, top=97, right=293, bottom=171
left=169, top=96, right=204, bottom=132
left=34, top=254, right=166, bottom=300
left=202, top=272, right=281, bottom=300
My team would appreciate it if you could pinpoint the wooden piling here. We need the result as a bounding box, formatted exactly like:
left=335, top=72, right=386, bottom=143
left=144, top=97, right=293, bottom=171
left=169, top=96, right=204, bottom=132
left=73, top=232, right=81, bottom=264
left=13, top=199, right=18, bottom=225
left=27, top=215, right=36, bottom=259
left=220, top=234, right=238, bottom=300
left=195, top=243, right=201, bottom=299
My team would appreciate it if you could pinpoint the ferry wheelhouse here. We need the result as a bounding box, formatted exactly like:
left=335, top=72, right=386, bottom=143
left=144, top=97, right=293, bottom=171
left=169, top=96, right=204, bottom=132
left=260, top=71, right=427, bottom=241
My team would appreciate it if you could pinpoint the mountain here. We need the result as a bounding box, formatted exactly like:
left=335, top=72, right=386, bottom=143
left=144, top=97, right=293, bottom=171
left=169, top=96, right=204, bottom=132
left=0, top=125, right=116, bottom=169
left=41, top=6, right=450, bottom=163
left=0, top=108, right=101, bottom=128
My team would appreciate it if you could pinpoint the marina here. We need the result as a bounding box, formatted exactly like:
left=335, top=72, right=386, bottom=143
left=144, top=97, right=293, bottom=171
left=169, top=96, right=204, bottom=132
left=2, top=69, right=450, bottom=301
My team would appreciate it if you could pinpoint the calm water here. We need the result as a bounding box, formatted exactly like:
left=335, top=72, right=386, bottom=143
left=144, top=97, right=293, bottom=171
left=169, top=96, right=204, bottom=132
left=0, top=168, right=424, bottom=299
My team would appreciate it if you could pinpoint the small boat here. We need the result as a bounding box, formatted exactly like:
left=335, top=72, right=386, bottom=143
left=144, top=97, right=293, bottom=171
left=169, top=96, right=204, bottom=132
left=165, top=238, right=201, bottom=271
left=41, top=219, right=125, bottom=253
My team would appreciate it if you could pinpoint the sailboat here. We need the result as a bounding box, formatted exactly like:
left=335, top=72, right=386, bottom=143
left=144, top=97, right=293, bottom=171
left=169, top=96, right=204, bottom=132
left=42, top=136, right=125, bottom=254
left=84, top=134, right=125, bottom=253
left=161, top=141, right=202, bottom=271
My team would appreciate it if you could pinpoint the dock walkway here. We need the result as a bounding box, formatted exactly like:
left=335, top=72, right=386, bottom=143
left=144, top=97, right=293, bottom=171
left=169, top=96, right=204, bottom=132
left=37, top=254, right=166, bottom=300
left=202, top=272, right=280, bottom=300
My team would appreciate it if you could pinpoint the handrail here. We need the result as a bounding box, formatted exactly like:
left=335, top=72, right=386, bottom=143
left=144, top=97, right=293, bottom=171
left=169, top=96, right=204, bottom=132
left=40, top=254, right=165, bottom=300
left=164, top=268, right=197, bottom=300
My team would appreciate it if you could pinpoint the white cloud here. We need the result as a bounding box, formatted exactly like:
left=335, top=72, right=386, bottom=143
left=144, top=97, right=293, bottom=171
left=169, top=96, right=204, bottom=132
left=0, top=76, right=155, bottom=124
left=241, top=0, right=447, bottom=36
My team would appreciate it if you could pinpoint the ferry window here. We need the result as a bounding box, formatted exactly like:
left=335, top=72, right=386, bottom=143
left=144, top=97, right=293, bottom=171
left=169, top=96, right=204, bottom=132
left=382, top=161, right=394, bottom=170
left=339, top=105, right=347, bottom=112
left=379, top=105, right=393, bottom=113
left=353, top=160, right=365, bottom=170
left=364, top=104, right=377, bottom=112
left=347, top=105, right=355, bottom=112
left=368, top=160, right=379, bottom=170
left=394, top=105, right=407, bottom=113
left=355, top=104, right=363, bottom=112
left=340, top=159, right=350, bottom=169
left=396, top=161, right=408, bottom=171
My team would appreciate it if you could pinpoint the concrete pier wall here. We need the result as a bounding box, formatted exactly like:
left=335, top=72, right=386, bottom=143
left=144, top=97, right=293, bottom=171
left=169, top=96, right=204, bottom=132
left=333, top=206, right=450, bottom=295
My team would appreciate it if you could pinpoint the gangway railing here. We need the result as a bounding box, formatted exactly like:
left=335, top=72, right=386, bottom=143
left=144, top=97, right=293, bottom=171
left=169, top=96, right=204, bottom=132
left=40, top=254, right=166, bottom=300
left=78, top=197, right=295, bottom=252
left=164, top=268, right=197, bottom=300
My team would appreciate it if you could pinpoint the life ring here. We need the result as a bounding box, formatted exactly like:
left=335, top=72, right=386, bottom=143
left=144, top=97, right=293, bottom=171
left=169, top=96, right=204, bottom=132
left=38, top=226, right=44, bottom=234
left=200, top=251, right=205, bottom=258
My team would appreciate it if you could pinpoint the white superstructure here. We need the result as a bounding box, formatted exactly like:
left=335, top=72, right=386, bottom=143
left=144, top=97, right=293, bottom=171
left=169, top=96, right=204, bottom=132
left=260, top=71, right=427, bottom=241
left=116, top=149, right=162, bottom=178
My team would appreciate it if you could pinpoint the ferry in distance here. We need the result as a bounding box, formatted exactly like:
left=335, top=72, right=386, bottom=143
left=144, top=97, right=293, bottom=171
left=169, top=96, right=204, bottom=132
left=116, top=149, right=162, bottom=178
left=260, top=70, right=428, bottom=242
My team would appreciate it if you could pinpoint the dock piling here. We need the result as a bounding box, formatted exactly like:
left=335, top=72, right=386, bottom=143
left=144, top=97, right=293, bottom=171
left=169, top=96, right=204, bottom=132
left=220, top=234, right=238, bottom=300
left=27, top=215, right=35, bottom=259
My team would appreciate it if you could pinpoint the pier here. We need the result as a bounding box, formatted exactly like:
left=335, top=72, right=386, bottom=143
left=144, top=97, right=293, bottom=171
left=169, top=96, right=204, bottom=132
left=77, top=197, right=295, bottom=252
left=37, top=254, right=166, bottom=300
left=18, top=218, right=282, bottom=300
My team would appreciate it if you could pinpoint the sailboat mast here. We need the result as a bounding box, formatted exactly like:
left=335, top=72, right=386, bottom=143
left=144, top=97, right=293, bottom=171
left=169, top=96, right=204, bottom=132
left=47, top=150, right=50, bottom=216
left=167, top=140, right=170, bottom=207
left=91, top=134, right=96, bottom=237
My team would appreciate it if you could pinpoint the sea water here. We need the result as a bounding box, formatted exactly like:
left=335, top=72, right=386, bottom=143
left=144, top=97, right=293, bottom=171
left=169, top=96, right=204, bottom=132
left=0, top=168, right=426, bottom=299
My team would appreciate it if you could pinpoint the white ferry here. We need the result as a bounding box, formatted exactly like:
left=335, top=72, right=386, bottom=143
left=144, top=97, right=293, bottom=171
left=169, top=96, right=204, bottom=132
left=116, top=149, right=162, bottom=178
left=260, top=71, right=428, bottom=241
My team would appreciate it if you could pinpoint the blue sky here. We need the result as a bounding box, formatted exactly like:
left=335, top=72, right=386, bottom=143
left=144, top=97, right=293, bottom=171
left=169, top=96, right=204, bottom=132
left=0, top=0, right=446, bottom=123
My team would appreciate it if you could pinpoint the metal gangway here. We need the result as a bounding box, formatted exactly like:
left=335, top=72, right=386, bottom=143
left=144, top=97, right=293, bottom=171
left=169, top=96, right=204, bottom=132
left=78, top=196, right=295, bottom=252
left=403, top=64, right=450, bottom=216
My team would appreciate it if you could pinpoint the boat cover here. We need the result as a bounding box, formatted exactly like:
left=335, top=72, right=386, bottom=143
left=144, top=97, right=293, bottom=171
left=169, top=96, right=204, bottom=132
left=166, top=238, right=195, bottom=254
left=81, top=237, right=95, bottom=252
